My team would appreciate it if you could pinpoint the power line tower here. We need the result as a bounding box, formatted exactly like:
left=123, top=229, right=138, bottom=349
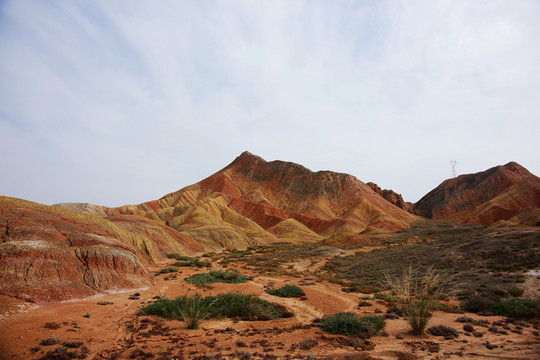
left=450, top=160, right=457, bottom=178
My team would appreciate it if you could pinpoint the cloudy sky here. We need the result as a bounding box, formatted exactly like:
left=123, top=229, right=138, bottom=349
left=1, top=0, right=539, bottom=207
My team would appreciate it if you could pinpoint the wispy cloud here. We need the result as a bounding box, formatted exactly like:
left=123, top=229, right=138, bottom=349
left=1, top=0, right=539, bottom=205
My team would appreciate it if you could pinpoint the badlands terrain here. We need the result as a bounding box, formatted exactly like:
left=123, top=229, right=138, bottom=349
left=1, top=152, right=539, bottom=359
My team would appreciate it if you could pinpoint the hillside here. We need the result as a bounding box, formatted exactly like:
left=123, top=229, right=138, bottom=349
left=104, top=151, right=419, bottom=244
left=415, top=161, right=540, bottom=226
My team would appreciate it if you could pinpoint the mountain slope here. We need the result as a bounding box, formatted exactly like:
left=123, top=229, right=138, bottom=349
left=105, top=151, right=419, bottom=243
left=414, top=162, right=540, bottom=226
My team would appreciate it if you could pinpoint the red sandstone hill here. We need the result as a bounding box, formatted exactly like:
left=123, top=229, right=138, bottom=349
left=104, top=152, right=419, bottom=244
left=1, top=152, right=419, bottom=301
left=414, top=161, right=540, bottom=226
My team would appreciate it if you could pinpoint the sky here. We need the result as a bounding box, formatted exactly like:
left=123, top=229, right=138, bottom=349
left=1, top=0, right=540, bottom=207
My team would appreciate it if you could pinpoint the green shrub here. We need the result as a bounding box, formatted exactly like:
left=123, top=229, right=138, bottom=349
left=490, top=298, right=540, bottom=319
left=167, top=253, right=193, bottom=260
left=172, top=259, right=208, bottom=267
left=461, top=296, right=539, bottom=319
left=158, top=267, right=178, bottom=274
left=186, top=270, right=250, bottom=284
left=321, top=312, right=385, bottom=336
left=268, top=284, right=305, bottom=298
left=140, top=293, right=292, bottom=321
left=507, top=287, right=524, bottom=298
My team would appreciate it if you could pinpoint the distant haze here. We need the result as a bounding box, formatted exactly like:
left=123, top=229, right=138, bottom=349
left=1, top=1, right=539, bottom=207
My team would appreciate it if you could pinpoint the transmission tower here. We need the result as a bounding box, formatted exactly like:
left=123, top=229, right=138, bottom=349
left=450, top=160, right=457, bottom=178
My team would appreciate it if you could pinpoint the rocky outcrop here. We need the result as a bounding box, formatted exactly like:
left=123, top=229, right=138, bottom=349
left=366, top=182, right=416, bottom=214
left=414, top=162, right=540, bottom=226
left=0, top=197, right=156, bottom=302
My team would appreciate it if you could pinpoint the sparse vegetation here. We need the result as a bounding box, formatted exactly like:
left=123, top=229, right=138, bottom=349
left=268, top=284, right=305, bottom=298
left=321, top=312, right=385, bottom=336
left=140, top=292, right=292, bottom=321
left=324, top=222, right=540, bottom=294
left=186, top=270, right=250, bottom=284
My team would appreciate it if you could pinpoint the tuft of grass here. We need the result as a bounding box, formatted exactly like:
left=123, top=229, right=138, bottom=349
left=384, top=265, right=452, bottom=336
left=321, top=312, right=385, bottom=336
left=186, top=270, right=250, bottom=284
left=175, top=294, right=215, bottom=329
left=268, top=284, right=305, bottom=298
left=140, top=292, right=292, bottom=321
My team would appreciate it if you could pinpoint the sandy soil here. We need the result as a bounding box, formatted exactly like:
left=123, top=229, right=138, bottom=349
left=1, top=259, right=539, bottom=360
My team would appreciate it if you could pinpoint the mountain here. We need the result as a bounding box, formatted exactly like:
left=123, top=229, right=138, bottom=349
left=414, top=162, right=540, bottom=226
left=103, top=151, right=419, bottom=244
left=1, top=152, right=419, bottom=301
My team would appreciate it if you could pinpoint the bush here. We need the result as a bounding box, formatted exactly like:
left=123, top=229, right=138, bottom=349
left=490, top=298, right=540, bottom=319
left=167, top=253, right=192, bottom=260
left=321, top=312, right=385, bottom=336
left=158, top=267, right=178, bottom=274
left=140, top=293, right=292, bottom=321
left=40, top=337, right=61, bottom=346
left=43, top=322, right=61, bottom=329
left=461, top=296, right=540, bottom=319
left=427, top=325, right=459, bottom=339
left=268, top=284, right=305, bottom=298
left=172, top=259, right=208, bottom=267
left=186, top=270, right=250, bottom=284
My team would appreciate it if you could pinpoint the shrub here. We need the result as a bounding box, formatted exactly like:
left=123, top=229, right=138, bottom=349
left=321, top=312, right=385, bottom=336
left=186, top=270, right=250, bottom=284
left=384, top=265, right=451, bottom=336
left=490, top=298, right=540, bottom=319
left=43, top=322, right=61, bottom=329
left=167, top=253, right=192, bottom=261
left=40, top=337, right=61, bottom=346
left=299, top=338, right=318, bottom=350
left=158, top=267, right=178, bottom=274
left=461, top=296, right=540, bottom=319
left=140, top=293, right=291, bottom=321
left=172, top=259, right=209, bottom=267
left=358, top=300, right=372, bottom=307
left=427, top=325, right=458, bottom=339
left=268, top=284, right=305, bottom=298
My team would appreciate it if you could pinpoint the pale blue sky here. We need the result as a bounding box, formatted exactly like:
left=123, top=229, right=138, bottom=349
left=1, top=0, right=539, bottom=206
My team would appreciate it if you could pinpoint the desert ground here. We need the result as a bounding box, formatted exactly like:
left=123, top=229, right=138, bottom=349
left=1, top=245, right=539, bottom=360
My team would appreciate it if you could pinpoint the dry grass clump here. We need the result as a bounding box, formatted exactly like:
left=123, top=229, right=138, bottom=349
left=384, top=265, right=452, bottom=336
